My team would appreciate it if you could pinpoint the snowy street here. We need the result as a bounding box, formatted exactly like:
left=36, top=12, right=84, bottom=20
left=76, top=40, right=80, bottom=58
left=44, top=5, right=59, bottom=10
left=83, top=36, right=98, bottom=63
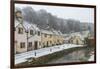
left=15, top=44, right=83, bottom=64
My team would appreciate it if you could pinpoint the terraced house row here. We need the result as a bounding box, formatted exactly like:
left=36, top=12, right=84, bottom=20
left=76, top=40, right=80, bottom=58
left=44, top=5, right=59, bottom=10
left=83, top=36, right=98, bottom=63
left=14, top=9, right=64, bottom=54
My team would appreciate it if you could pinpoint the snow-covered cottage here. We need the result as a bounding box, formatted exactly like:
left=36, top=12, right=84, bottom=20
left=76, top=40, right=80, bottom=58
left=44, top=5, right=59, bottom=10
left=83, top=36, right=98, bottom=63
left=41, top=29, right=64, bottom=48
left=63, top=34, right=71, bottom=44
left=14, top=9, right=27, bottom=54
left=52, top=30, right=64, bottom=45
left=41, top=29, right=54, bottom=48
left=23, top=21, right=41, bottom=51
left=80, top=30, right=90, bottom=38
left=14, top=8, right=41, bottom=54
left=69, top=33, right=84, bottom=45
left=69, top=36, right=84, bottom=45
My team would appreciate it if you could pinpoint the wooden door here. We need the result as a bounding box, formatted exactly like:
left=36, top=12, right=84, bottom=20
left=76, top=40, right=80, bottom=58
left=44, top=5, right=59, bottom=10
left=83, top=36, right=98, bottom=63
left=34, top=41, right=38, bottom=50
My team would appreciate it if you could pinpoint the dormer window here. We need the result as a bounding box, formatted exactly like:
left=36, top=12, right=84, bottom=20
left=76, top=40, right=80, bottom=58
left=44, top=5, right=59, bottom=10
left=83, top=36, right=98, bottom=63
left=30, top=30, right=33, bottom=35
left=50, top=34, right=52, bottom=38
left=44, top=34, right=47, bottom=37
left=18, top=27, right=23, bottom=34
left=38, top=31, right=40, bottom=36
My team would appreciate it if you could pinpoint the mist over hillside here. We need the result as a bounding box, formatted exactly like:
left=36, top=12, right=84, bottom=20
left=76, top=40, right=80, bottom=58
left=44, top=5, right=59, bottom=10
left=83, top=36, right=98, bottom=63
left=18, top=6, right=94, bottom=34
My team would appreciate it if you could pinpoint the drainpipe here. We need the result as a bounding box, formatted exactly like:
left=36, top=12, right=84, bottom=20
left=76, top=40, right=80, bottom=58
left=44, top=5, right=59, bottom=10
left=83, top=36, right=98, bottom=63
left=26, top=31, right=28, bottom=52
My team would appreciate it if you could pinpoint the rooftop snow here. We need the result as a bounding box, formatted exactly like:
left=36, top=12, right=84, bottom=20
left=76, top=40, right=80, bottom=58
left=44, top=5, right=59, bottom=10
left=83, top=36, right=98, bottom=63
left=23, top=21, right=32, bottom=30
left=41, top=29, right=54, bottom=34
left=23, top=21, right=40, bottom=31
left=15, top=19, right=20, bottom=27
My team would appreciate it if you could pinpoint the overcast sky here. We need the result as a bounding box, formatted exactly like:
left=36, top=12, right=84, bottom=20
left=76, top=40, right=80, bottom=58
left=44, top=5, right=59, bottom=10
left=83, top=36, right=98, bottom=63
left=15, top=4, right=94, bottom=23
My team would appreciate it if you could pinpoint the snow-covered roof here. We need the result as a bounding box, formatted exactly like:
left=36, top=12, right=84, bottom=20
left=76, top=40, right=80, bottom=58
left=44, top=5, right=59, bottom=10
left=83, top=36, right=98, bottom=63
left=52, top=30, right=59, bottom=35
left=63, top=34, right=69, bottom=37
left=69, top=32, right=84, bottom=40
left=31, top=24, right=40, bottom=31
left=58, top=30, right=63, bottom=35
left=15, top=19, right=20, bottom=27
left=41, top=29, right=53, bottom=34
left=81, top=30, right=90, bottom=38
left=64, top=37, right=71, bottom=40
left=23, top=21, right=32, bottom=31
left=70, top=31, right=90, bottom=38
left=22, top=21, right=40, bottom=31
left=15, top=19, right=40, bottom=32
left=77, top=34, right=84, bottom=40
left=41, top=29, right=64, bottom=35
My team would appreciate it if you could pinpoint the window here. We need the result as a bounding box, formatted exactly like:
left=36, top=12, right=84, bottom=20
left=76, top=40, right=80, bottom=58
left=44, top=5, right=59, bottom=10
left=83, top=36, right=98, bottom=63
left=57, top=40, right=59, bottom=43
left=50, top=41, right=52, bottom=44
left=18, top=27, right=23, bottom=34
left=38, top=31, right=40, bottom=36
left=28, top=42, right=32, bottom=47
left=30, top=30, right=33, bottom=35
left=20, top=42, right=25, bottom=48
left=45, top=34, right=47, bottom=37
left=47, top=41, right=48, bottom=46
left=50, top=35, right=52, bottom=38
left=42, top=43, right=44, bottom=47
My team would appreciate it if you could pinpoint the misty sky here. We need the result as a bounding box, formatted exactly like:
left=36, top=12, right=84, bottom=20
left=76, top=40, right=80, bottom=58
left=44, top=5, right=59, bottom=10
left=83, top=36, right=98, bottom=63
left=15, top=3, right=94, bottom=23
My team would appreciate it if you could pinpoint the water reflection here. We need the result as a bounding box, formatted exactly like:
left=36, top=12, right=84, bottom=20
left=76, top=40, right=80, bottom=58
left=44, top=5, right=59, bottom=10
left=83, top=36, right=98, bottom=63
left=47, top=47, right=94, bottom=64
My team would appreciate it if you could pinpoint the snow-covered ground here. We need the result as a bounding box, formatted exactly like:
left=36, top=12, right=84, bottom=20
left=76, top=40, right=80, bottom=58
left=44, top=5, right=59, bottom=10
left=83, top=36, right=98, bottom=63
left=15, top=44, right=83, bottom=64
left=88, top=55, right=94, bottom=61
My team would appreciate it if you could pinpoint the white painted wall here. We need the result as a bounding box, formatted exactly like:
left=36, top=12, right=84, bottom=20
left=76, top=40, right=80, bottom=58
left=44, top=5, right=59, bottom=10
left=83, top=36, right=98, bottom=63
left=15, top=24, right=27, bottom=53
left=27, top=26, right=41, bottom=49
left=28, top=34, right=41, bottom=49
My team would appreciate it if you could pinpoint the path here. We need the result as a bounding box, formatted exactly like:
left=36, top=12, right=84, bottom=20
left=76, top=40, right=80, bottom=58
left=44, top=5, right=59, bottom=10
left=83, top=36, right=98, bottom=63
left=15, top=44, right=83, bottom=64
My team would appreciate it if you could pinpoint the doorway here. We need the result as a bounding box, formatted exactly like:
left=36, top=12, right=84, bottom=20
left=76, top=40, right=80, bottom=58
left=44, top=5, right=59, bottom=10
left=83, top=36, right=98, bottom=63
left=34, top=41, right=38, bottom=50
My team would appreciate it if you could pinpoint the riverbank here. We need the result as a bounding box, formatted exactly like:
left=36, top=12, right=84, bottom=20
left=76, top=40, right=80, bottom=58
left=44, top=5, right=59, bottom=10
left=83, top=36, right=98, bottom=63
left=47, top=47, right=94, bottom=64
left=15, top=44, right=83, bottom=64
left=15, top=46, right=94, bottom=67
